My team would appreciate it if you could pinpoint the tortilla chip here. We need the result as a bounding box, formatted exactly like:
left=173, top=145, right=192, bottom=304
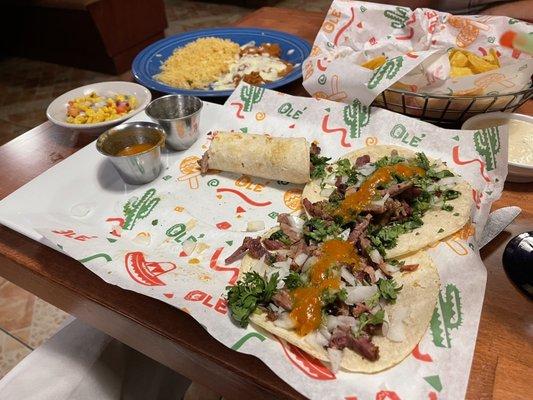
left=361, top=56, right=387, bottom=70
left=301, top=145, right=473, bottom=259
left=242, top=250, right=440, bottom=373
left=449, top=50, right=469, bottom=67
left=467, top=53, right=499, bottom=74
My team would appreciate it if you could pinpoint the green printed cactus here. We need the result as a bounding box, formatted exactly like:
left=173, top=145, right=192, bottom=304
left=240, top=85, right=265, bottom=112
left=123, top=189, right=161, bottom=230
left=474, top=127, right=501, bottom=171
left=367, top=56, right=404, bottom=89
left=430, top=284, right=463, bottom=348
left=384, top=7, right=410, bottom=28
left=343, top=99, right=370, bottom=139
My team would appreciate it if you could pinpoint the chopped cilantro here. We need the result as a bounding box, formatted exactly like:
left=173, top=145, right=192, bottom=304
left=283, top=271, right=303, bottom=289
left=441, top=203, right=454, bottom=212
left=453, top=212, right=460, bottom=216
left=338, top=288, right=348, bottom=302
left=335, top=159, right=352, bottom=176
left=269, top=229, right=292, bottom=245
left=414, top=152, right=430, bottom=170
left=226, top=272, right=279, bottom=327
left=427, top=169, right=454, bottom=180
left=374, top=154, right=406, bottom=169
left=365, top=291, right=381, bottom=308
left=443, top=189, right=460, bottom=201
left=310, top=154, right=331, bottom=179
left=377, top=278, right=402, bottom=304
left=369, top=216, right=423, bottom=254
left=438, top=228, right=444, bottom=233
left=304, top=218, right=343, bottom=243
left=358, top=310, right=385, bottom=334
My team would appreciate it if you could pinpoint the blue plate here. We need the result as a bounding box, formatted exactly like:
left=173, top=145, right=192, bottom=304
left=132, top=27, right=311, bottom=97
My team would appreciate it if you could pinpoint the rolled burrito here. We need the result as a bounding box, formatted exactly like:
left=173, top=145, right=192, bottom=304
left=199, top=131, right=311, bottom=184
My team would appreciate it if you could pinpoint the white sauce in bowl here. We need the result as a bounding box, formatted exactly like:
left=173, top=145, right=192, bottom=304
left=508, top=119, right=533, bottom=166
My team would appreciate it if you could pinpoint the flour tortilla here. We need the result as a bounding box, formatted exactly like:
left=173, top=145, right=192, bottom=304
left=207, top=131, right=310, bottom=184
left=302, top=145, right=473, bottom=258
left=241, top=250, right=440, bottom=373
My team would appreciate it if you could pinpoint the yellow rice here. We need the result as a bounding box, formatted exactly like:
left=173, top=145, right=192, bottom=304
left=155, top=37, right=240, bottom=89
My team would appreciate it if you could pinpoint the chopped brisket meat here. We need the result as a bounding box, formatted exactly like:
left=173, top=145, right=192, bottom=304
left=334, top=176, right=347, bottom=196
left=289, top=240, right=309, bottom=259
left=380, top=181, right=413, bottom=197
left=399, top=186, right=423, bottom=201
left=329, top=326, right=379, bottom=361
left=363, top=266, right=377, bottom=284
left=275, top=253, right=288, bottom=262
left=310, top=142, right=321, bottom=156
left=263, top=239, right=285, bottom=251
left=358, top=235, right=372, bottom=252
left=400, top=263, right=419, bottom=272
left=265, top=308, right=278, bottom=321
left=351, top=303, right=370, bottom=317
left=224, top=237, right=268, bottom=264
left=355, top=154, right=371, bottom=167
left=377, top=261, right=393, bottom=277
left=272, top=288, right=293, bottom=311
left=361, top=203, right=387, bottom=214
left=363, top=323, right=382, bottom=336
left=302, top=198, right=333, bottom=220
left=347, top=215, right=372, bottom=244
left=278, top=213, right=302, bottom=242
left=326, top=300, right=350, bottom=316
left=198, top=152, right=209, bottom=174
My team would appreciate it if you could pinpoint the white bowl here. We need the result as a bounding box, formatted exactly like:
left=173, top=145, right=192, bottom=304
left=462, top=112, right=533, bottom=183
left=46, top=81, right=151, bottom=133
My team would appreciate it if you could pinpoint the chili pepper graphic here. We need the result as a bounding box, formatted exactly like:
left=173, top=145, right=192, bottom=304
left=125, top=252, right=176, bottom=286
left=411, top=343, right=433, bottom=362
left=230, top=102, right=245, bottom=119
left=210, top=247, right=239, bottom=284
left=321, top=114, right=351, bottom=148
left=376, top=391, right=401, bottom=400
left=334, top=7, right=355, bottom=46
left=452, top=146, right=490, bottom=182
left=277, top=338, right=336, bottom=380
left=216, top=188, right=272, bottom=207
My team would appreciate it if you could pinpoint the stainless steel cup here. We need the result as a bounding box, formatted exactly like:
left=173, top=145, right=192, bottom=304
left=145, top=94, right=203, bottom=151
left=96, top=122, right=166, bottom=185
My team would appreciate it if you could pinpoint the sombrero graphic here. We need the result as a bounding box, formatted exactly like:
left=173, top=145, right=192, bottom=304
left=125, top=251, right=176, bottom=286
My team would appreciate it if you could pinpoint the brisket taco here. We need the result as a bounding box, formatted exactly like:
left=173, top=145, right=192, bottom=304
left=225, top=218, right=439, bottom=373
left=302, top=145, right=473, bottom=258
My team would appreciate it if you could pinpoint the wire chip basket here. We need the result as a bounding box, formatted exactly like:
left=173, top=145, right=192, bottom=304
left=373, top=85, right=533, bottom=127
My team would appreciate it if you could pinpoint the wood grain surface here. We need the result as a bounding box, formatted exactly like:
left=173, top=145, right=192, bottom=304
left=0, top=7, right=531, bottom=400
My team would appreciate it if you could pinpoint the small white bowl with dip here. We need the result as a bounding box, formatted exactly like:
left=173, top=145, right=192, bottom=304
left=462, top=112, right=533, bottom=183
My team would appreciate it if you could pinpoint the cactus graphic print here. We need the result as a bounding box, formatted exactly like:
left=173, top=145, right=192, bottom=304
left=430, top=284, right=463, bottom=348
left=240, top=85, right=265, bottom=112
left=342, top=99, right=370, bottom=138
left=473, top=127, right=501, bottom=171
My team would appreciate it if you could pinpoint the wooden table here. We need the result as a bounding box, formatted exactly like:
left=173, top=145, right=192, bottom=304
left=0, top=7, right=531, bottom=400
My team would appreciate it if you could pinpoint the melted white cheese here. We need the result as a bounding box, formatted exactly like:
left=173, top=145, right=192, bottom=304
left=211, top=54, right=289, bottom=90
left=508, top=119, right=533, bottom=165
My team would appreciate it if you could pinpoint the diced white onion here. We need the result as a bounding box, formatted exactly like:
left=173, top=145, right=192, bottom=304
left=302, top=256, right=317, bottom=273
left=273, top=312, right=295, bottom=329
left=247, top=220, right=265, bottom=232
left=314, top=330, right=329, bottom=347
left=339, top=228, right=351, bottom=241
left=340, top=175, right=349, bottom=184
left=320, top=186, right=335, bottom=198
left=251, top=256, right=268, bottom=275
left=269, top=303, right=281, bottom=313
left=375, top=269, right=387, bottom=281
left=291, top=215, right=305, bottom=231
left=383, top=263, right=401, bottom=274
left=294, top=253, right=308, bottom=267
left=319, top=325, right=331, bottom=340
left=324, top=173, right=337, bottom=186
left=358, top=164, right=376, bottom=176
left=327, top=348, right=343, bottom=373
left=326, top=315, right=356, bottom=332
left=181, top=238, right=197, bottom=255
left=273, top=260, right=291, bottom=270
left=345, top=285, right=379, bottom=305
left=268, top=260, right=290, bottom=287
left=340, top=266, right=356, bottom=287
left=369, top=249, right=384, bottom=265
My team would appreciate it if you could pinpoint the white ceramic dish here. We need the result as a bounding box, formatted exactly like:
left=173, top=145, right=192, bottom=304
left=462, top=112, right=533, bottom=183
left=46, top=81, right=152, bottom=133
